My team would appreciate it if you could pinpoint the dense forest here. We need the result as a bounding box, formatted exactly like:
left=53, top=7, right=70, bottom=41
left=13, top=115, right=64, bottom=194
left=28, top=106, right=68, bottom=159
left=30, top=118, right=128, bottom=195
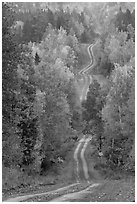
left=2, top=2, right=135, bottom=191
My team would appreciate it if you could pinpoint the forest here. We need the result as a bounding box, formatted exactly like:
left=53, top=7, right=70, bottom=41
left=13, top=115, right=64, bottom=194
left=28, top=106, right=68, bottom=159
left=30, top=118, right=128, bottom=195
left=2, top=2, right=135, bottom=195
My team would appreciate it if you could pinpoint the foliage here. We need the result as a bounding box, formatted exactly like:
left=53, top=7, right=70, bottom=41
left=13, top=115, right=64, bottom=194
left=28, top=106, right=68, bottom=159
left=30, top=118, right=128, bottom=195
left=7, top=2, right=98, bottom=44
left=2, top=3, right=23, bottom=168
left=27, top=26, right=77, bottom=172
left=2, top=3, right=19, bottom=121
left=2, top=2, right=135, bottom=188
left=104, top=30, right=135, bottom=67
left=2, top=5, right=78, bottom=174
left=102, top=63, right=135, bottom=168
left=15, top=45, right=37, bottom=166
left=82, top=79, right=104, bottom=149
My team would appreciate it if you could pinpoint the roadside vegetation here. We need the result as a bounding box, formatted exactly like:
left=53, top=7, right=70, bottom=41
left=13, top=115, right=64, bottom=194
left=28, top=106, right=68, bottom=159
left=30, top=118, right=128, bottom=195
left=2, top=2, right=135, bottom=198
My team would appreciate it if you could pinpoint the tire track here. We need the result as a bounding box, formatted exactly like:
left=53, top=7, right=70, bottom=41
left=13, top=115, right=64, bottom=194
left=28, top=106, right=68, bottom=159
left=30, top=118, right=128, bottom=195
left=49, top=183, right=100, bottom=202
left=74, top=135, right=85, bottom=182
left=4, top=41, right=99, bottom=202
left=74, top=40, right=97, bottom=181
left=73, top=135, right=92, bottom=183
left=79, top=44, right=93, bottom=75
left=4, top=183, right=80, bottom=202
left=80, top=136, right=91, bottom=182
left=79, top=42, right=96, bottom=101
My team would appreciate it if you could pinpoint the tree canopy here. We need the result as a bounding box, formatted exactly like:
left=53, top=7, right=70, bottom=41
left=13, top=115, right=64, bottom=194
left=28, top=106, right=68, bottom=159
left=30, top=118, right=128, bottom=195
left=2, top=2, right=135, bottom=188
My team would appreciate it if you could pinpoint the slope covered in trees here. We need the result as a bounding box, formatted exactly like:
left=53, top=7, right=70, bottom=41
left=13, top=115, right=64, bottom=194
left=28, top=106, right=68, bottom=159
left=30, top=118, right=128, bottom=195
left=2, top=2, right=135, bottom=192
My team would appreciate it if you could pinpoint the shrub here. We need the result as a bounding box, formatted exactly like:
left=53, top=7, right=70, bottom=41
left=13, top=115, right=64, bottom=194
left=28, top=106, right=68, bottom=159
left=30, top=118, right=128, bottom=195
left=2, top=167, right=23, bottom=190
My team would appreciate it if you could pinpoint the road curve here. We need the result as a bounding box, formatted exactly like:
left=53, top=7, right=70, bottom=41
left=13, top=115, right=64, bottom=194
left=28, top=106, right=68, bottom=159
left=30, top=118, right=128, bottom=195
left=74, top=41, right=98, bottom=181
left=79, top=44, right=94, bottom=75
left=49, top=183, right=100, bottom=202
left=78, top=41, right=97, bottom=102
left=4, top=183, right=80, bottom=202
left=4, top=135, right=92, bottom=202
left=83, top=43, right=96, bottom=74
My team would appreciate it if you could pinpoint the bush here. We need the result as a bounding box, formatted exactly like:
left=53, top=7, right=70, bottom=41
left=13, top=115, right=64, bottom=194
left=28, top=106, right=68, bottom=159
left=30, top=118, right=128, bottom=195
left=2, top=124, right=23, bottom=168
left=2, top=166, right=58, bottom=192
left=2, top=167, right=23, bottom=190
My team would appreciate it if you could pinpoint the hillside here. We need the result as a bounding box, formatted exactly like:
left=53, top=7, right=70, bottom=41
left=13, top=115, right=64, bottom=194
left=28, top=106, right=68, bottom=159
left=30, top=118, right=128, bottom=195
left=3, top=2, right=135, bottom=202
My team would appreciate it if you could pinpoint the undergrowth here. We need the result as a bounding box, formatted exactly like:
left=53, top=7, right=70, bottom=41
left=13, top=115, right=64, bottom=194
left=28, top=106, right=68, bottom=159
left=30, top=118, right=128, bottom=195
left=2, top=140, right=76, bottom=194
left=2, top=166, right=58, bottom=192
left=93, top=153, right=135, bottom=181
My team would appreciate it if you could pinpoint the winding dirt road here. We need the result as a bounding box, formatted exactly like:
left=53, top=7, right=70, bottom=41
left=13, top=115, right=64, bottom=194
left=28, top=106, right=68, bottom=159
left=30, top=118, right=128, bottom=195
left=4, top=41, right=99, bottom=202
left=74, top=41, right=97, bottom=183
left=79, top=41, right=97, bottom=101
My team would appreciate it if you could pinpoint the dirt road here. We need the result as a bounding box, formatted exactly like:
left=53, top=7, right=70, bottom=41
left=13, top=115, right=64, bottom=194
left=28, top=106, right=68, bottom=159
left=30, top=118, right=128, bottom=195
left=49, top=183, right=100, bottom=202
left=4, top=183, right=80, bottom=202
left=4, top=42, right=99, bottom=202
left=4, top=134, right=98, bottom=202
left=79, top=41, right=97, bottom=101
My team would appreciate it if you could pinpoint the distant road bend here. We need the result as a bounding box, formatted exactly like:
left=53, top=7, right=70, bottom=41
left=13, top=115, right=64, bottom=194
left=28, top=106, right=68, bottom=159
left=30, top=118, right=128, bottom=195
left=79, top=41, right=97, bottom=101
